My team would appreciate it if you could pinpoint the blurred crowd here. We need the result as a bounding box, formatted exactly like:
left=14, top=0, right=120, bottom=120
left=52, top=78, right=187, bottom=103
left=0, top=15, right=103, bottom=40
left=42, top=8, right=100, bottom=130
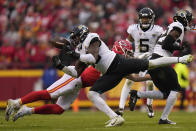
left=0, top=0, right=196, bottom=69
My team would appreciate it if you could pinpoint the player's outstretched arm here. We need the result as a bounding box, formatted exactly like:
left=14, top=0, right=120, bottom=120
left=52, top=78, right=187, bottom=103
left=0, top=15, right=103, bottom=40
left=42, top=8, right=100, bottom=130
left=125, top=74, right=151, bottom=82
left=127, top=34, right=134, bottom=42
left=75, top=60, right=88, bottom=76
left=86, top=38, right=101, bottom=63
left=64, top=39, right=101, bottom=64
left=49, top=36, right=71, bottom=49
left=162, top=27, right=183, bottom=51
left=52, top=56, right=79, bottom=77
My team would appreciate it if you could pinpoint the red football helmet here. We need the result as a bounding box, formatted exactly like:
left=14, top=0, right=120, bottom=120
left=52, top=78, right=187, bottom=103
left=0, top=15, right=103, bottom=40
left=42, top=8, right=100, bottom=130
left=112, top=40, right=134, bottom=57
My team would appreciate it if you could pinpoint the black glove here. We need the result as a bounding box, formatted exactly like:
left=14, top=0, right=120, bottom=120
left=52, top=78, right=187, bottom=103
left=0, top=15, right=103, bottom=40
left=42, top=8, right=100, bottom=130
left=172, top=43, right=184, bottom=51
left=62, top=42, right=74, bottom=52
left=52, top=56, right=64, bottom=70
left=65, top=50, right=80, bottom=59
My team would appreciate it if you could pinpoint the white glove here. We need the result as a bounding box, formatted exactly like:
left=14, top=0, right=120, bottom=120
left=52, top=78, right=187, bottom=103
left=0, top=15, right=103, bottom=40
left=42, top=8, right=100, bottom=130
left=137, top=52, right=151, bottom=59
left=138, top=70, right=148, bottom=77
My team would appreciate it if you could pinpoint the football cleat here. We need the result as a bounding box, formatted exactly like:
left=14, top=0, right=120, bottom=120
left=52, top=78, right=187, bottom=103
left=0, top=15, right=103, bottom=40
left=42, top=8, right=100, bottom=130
left=115, top=108, right=124, bottom=116
left=5, top=99, right=20, bottom=121
left=105, top=115, right=125, bottom=127
left=179, top=54, right=194, bottom=64
left=13, top=105, right=32, bottom=122
left=129, top=90, right=138, bottom=111
left=159, top=119, right=176, bottom=125
left=147, top=104, right=154, bottom=118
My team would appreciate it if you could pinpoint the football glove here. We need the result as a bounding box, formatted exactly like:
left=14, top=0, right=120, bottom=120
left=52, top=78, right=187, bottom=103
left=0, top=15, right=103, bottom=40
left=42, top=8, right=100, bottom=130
left=137, top=52, right=151, bottom=59
left=52, top=56, right=64, bottom=70
left=65, top=50, right=80, bottom=59
left=62, top=43, right=74, bottom=52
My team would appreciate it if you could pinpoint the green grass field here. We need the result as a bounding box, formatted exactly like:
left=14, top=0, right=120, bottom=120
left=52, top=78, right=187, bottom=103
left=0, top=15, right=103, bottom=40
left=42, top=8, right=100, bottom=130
left=0, top=109, right=196, bottom=131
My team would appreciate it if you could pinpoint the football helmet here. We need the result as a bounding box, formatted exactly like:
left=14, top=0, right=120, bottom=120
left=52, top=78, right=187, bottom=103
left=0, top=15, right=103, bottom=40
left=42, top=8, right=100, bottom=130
left=70, top=25, right=89, bottom=45
left=173, top=10, right=195, bottom=30
left=138, top=7, right=155, bottom=30
left=112, top=40, right=134, bottom=57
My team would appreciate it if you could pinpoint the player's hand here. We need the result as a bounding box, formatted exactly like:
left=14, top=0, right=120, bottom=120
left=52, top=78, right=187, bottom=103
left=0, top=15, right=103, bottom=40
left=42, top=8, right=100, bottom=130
left=172, top=43, right=184, bottom=51
left=49, top=35, right=73, bottom=50
left=65, top=50, right=80, bottom=59
left=52, top=56, right=64, bottom=70
left=180, top=44, right=185, bottom=50
left=62, top=43, right=74, bottom=52
left=137, top=52, right=151, bottom=59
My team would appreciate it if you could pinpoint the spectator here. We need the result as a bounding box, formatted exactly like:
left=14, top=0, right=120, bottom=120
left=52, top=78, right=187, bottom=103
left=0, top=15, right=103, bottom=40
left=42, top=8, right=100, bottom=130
left=0, top=0, right=195, bottom=69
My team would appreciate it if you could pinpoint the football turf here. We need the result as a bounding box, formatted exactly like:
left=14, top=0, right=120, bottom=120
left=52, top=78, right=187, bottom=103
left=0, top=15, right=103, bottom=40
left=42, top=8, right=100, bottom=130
left=0, top=109, right=196, bottom=131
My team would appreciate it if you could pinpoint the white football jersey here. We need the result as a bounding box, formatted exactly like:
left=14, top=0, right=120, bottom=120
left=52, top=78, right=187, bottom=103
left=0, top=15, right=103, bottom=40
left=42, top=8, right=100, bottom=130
left=127, top=24, right=163, bottom=57
left=153, top=21, right=184, bottom=57
left=75, top=33, right=116, bottom=74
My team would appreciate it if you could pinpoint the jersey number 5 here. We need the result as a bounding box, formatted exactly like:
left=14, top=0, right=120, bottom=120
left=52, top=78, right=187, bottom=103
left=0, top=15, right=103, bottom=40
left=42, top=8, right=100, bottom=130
left=140, top=39, right=149, bottom=52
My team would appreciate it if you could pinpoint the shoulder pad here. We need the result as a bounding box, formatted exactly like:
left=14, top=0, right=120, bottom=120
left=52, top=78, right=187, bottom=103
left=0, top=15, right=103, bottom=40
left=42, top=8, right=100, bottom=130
left=127, top=24, right=138, bottom=34
left=154, top=25, right=164, bottom=33
left=82, top=33, right=100, bottom=48
left=169, top=22, right=184, bottom=31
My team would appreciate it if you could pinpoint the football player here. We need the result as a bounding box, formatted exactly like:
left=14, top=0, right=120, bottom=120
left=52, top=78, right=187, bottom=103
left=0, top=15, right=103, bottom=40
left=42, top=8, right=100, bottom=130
left=129, top=9, right=195, bottom=124
left=5, top=39, right=151, bottom=122
left=117, top=7, right=164, bottom=117
left=65, top=24, right=192, bottom=127
left=5, top=33, right=101, bottom=122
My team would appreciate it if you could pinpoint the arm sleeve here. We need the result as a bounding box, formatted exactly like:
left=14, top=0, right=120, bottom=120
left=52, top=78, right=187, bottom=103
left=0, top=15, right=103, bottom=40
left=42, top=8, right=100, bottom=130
left=162, top=27, right=182, bottom=52
left=79, top=54, right=96, bottom=64
left=90, top=37, right=101, bottom=46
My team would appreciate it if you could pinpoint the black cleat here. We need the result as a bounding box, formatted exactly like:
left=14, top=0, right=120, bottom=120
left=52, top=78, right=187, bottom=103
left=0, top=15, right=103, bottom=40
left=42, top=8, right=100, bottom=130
left=129, top=90, right=138, bottom=111
left=115, top=109, right=123, bottom=116
left=147, top=104, right=154, bottom=118
left=159, top=119, right=176, bottom=125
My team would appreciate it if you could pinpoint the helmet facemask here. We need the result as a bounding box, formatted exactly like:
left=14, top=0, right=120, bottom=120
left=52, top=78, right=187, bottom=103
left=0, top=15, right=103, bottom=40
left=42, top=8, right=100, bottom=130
left=112, top=40, right=134, bottom=58
left=124, top=48, right=134, bottom=58
left=185, top=10, right=195, bottom=30
left=138, top=8, right=155, bottom=30
left=139, top=16, right=154, bottom=29
left=70, top=25, right=89, bottom=46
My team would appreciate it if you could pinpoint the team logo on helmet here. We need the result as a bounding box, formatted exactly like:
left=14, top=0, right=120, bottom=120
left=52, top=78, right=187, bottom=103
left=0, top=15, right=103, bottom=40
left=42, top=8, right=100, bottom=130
left=173, top=10, right=195, bottom=30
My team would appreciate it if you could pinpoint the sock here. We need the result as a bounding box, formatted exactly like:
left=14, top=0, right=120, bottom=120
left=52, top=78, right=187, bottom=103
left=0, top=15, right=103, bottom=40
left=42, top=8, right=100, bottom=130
left=147, top=98, right=153, bottom=105
left=161, top=91, right=178, bottom=120
left=119, top=79, right=133, bottom=109
left=149, top=57, right=178, bottom=69
left=34, top=104, right=64, bottom=114
left=21, top=90, right=51, bottom=104
left=88, top=91, right=117, bottom=119
left=146, top=81, right=153, bottom=105
left=137, top=90, right=164, bottom=99
left=24, top=106, right=34, bottom=115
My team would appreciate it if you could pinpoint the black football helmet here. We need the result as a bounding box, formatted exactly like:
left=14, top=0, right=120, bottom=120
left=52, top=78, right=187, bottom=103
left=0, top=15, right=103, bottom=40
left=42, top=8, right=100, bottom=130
left=138, top=7, right=155, bottom=30
left=173, top=10, right=194, bottom=30
left=60, top=32, right=71, bottom=43
left=70, top=25, right=89, bottom=45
